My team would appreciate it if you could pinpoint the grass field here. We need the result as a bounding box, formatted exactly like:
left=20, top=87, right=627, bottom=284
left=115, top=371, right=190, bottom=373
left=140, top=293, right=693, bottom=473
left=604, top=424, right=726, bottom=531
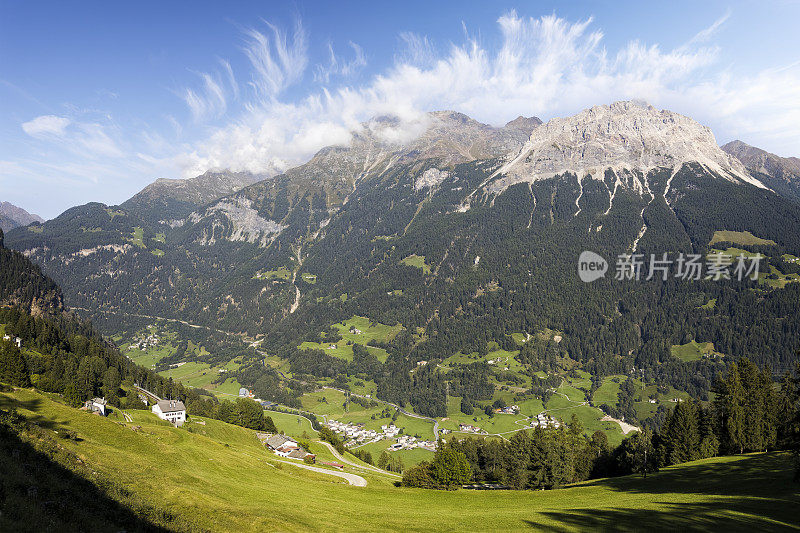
left=671, top=341, right=721, bottom=362
left=2, top=387, right=797, bottom=532
left=255, top=266, right=291, bottom=280
left=594, top=376, right=625, bottom=405
left=301, top=272, right=317, bottom=284
left=264, top=410, right=318, bottom=438
left=400, top=254, right=431, bottom=274
left=701, top=298, right=717, bottom=309
left=298, top=316, right=400, bottom=362
left=129, top=226, right=145, bottom=248
left=709, top=230, right=776, bottom=246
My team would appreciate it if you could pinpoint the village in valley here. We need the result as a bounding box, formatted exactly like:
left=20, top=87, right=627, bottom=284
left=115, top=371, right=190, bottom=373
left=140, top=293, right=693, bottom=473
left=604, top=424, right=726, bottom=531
left=105, top=316, right=670, bottom=471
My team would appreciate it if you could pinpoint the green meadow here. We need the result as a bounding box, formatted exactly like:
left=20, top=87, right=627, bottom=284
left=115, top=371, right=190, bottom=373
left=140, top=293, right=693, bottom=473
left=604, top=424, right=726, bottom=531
left=709, top=230, right=776, bottom=246
left=400, top=254, right=431, bottom=274
left=1, top=387, right=798, bottom=532
left=671, top=341, right=721, bottom=362
left=298, top=316, right=401, bottom=362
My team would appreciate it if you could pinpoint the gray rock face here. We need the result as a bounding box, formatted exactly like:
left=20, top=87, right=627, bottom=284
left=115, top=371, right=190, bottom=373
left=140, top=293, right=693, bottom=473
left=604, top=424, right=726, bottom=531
left=485, top=100, right=765, bottom=195
left=722, top=140, right=800, bottom=183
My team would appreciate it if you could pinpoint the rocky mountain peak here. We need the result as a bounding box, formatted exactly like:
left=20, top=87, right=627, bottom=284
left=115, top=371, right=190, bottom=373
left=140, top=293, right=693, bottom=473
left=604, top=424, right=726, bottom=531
left=0, top=201, right=45, bottom=232
left=722, top=140, right=800, bottom=181
left=487, top=100, right=766, bottom=194
left=504, top=115, right=543, bottom=132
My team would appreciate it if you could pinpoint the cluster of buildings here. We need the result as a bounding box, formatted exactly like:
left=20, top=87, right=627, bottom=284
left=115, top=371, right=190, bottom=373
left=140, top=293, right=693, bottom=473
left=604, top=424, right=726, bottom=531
left=259, top=433, right=315, bottom=461
left=459, top=424, right=487, bottom=434
left=325, top=420, right=400, bottom=446
left=530, top=413, right=561, bottom=429
left=128, top=333, right=160, bottom=351
left=388, top=434, right=436, bottom=451
left=2, top=334, right=22, bottom=348
left=495, top=404, right=520, bottom=415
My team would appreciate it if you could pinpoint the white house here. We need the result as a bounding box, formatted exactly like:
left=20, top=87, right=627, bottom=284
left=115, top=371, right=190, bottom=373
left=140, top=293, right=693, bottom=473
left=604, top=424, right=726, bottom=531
left=2, top=335, right=22, bottom=348
left=152, top=400, right=186, bottom=426
left=84, top=397, right=107, bottom=416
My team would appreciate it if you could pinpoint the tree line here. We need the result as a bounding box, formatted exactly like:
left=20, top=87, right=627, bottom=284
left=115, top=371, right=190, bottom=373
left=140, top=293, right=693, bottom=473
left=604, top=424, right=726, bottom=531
left=403, top=359, right=800, bottom=489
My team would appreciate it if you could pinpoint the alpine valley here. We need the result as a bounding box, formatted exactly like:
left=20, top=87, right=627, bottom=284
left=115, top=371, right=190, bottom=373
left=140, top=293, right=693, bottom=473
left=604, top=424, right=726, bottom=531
left=5, top=100, right=800, bottom=437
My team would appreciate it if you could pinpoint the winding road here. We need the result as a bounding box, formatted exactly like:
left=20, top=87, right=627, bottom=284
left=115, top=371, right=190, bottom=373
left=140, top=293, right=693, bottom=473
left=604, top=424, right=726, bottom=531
left=318, top=441, right=401, bottom=478
left=283, top=461, right=367, bottom=486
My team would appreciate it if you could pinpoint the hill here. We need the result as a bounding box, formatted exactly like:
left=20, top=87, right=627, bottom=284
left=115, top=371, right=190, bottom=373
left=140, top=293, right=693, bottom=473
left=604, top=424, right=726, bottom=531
left=1, top=386, right=798, bottom=532
left=121, top=169, right=264, bottom=222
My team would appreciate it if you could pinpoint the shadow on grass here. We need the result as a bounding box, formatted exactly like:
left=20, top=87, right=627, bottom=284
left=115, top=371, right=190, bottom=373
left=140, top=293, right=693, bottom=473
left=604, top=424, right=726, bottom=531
left=528, top=453, right=800, bottom=532
left=1, top=412, right=175, bottom=532
left=0, top=393, right=76, bottom=432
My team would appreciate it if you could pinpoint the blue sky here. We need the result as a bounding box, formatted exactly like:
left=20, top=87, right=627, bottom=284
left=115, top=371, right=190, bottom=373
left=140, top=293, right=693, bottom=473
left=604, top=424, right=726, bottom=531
left=2, top=0, right=799, bottom=219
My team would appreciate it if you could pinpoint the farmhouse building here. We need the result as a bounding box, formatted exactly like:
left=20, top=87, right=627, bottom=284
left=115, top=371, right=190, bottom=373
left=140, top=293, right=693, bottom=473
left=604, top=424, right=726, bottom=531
left=152, top=399, right=186, bottom=426
left=264, top=434, right=315, bottom=461
left=84, top=397, right=108, bottom=416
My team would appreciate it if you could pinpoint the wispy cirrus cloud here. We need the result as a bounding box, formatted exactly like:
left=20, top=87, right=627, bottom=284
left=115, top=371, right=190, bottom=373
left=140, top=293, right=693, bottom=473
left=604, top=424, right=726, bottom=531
left=314, top=41, right=367, bottom=83
left=242, top=18, right=308, bottom=100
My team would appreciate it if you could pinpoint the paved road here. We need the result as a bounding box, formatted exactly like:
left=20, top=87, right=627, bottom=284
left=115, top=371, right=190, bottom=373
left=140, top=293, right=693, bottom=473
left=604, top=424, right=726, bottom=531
left=319, top=441, right=401, bottom=478
left=284, top=461, right=367, bottom=486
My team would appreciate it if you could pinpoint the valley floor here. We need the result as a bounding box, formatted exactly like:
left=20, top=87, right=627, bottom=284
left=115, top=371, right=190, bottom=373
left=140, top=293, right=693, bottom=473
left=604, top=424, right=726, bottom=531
left=1, top=387, right=798, bottom=532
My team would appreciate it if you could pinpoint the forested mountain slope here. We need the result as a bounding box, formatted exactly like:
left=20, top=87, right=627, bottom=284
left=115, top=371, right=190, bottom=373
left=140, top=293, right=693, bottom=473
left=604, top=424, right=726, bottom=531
left=6, top=101, right=800, bottom=415
left=0, top=228, right=62, bottom=315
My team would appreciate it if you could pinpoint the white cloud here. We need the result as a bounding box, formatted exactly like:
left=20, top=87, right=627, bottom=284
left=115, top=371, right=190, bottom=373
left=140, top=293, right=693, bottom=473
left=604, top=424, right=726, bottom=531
left=314, top=41, right=367, bottom=83
left=242, top=19, right=308, bottom=100
left=22, top=115, right=71, bottom=137
left=181, top=71, right=228, bottom=122
left=186, top=12, right=793, bottom=176
left=397, top=32, right=436, bottom=67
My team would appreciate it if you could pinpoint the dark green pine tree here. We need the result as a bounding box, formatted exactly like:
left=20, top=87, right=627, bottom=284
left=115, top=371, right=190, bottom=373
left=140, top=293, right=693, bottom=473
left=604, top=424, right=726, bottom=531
left=660, top=400, right=700, bottom=465
left=101, top=366, right=121, bottom=406
left=715, top=362, right=747, bottom=454
left=0, top=340, right=31, bottom=387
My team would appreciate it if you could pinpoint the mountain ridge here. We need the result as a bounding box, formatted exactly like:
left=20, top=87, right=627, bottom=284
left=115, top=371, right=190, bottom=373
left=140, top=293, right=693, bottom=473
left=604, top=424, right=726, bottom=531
left=0, top=201, right=44, bottom=232
left=722, top=139, right=800, bottom=202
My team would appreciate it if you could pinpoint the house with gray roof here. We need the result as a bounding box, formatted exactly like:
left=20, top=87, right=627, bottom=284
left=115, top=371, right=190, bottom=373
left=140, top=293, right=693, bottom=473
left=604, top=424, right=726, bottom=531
left=152, top=399, right=186, bottom=426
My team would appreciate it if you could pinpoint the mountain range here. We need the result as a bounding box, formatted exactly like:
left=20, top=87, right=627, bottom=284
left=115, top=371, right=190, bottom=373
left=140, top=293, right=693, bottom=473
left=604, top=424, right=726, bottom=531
left=5, top=100, right=800, bottom=415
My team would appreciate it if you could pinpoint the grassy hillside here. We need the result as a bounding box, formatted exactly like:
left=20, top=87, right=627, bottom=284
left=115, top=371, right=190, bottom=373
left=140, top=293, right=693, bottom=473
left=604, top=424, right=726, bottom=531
left=2, top=386, right=798, bottom=532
